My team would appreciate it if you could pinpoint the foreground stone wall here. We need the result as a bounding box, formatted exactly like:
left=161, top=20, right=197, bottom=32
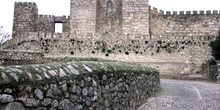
left=0, top=61, right=160, bottom=109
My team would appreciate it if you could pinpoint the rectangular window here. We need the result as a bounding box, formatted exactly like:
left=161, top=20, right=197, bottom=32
left=55, top=23, right=63, bottom=33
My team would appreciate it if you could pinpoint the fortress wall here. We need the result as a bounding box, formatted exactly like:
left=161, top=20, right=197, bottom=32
left=4, top=32, right=212, bottom=75
left=149, top=7, right=220, bottom=39
left=36, top=15, right=70, bottom=32
left=0, top=61, right=159, bottom=110
left=13, top=2, right=70, bottom=34
left=5, top=2, right=218, bottom=76
left=37, top=15, right=55, bottom=32
left=62, top=16, right=70, bottom=32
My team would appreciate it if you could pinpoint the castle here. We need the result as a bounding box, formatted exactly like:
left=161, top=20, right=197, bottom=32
left=2, top=0, right=220, bottom=76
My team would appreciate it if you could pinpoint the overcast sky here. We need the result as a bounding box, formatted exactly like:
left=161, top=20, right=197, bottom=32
left=1, top=0, right=220, bottom=33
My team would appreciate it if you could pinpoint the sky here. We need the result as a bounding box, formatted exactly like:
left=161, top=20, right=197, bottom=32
left=0, top=0, right=220, bottom=34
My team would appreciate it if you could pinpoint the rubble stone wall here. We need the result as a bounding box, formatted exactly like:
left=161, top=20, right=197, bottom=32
left=0, top=61, right=160, bottom=110
left=3, top=32, right=212, bottom=74
left=0, top=50, right=43, bottom=61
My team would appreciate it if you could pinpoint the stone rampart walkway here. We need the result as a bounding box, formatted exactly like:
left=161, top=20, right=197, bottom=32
left=137, top=79, right=220, bottom=110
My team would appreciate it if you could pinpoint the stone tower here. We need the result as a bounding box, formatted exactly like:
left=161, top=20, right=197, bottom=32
left=70, top=0, right=97, bottom=34
left=96, top=0, right=123, bottom=34
left=13, top=2, right=38, bottom=32
left=70, top=0, right=150, bottom=36
left=122, top=0, right=149, bottom=36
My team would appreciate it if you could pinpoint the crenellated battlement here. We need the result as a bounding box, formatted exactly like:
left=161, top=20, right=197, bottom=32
left=38, top=14, right=54, bottom=19
left=149, top=6, right=164, bottom=15
left=149, top=5, right=220, bottom=16
left=14, top=2, right=37, bottom=8
left=54, top=16, right=70, bottom=23
left=165, top=10, right=220, bottom=16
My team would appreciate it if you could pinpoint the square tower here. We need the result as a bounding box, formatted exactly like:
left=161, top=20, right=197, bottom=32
left=70, top=0, right=97, bottom=34
left=70, top=0, right=150, bottom=36
left=122, top=0, right=149, bottom=36
left=13, top=2, right=38, bottom=32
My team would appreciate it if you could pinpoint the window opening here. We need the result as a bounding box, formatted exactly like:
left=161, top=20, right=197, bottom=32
left=106, top=0, right=113, bottom=13
left=55, top=23, right=63, bottom=33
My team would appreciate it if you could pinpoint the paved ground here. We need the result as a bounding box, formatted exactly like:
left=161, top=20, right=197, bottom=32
left=137, top=79, right=220, bottom=110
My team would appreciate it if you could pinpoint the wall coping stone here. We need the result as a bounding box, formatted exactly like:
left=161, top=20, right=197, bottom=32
left=0, top=61, right=158, bottom=86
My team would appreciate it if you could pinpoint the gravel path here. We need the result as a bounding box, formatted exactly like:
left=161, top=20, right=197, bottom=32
left=137, top=79, right=220, bottom=110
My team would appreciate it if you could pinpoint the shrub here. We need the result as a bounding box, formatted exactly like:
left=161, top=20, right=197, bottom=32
left=211, top=33, right=220, bottom=60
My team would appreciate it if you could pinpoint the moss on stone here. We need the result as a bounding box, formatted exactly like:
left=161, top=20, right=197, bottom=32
left=0, top=61, right=159, bottom=87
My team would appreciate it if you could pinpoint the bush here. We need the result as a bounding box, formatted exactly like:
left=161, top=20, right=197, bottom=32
left=211, top=33, right=220, bottom=60
left=201, top=58, right=218, bottom=80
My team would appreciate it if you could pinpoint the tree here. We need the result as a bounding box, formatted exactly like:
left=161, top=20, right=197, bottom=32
left=0, top=26, right=12, bottom=44
left=210, top=33, right=220, bottom=60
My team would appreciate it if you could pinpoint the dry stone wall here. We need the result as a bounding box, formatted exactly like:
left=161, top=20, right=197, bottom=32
left=0, top=50, right=43, bottom=66
left=0, top=61, right=160, bottom=110
left=0, top=50, right=42, bottom=61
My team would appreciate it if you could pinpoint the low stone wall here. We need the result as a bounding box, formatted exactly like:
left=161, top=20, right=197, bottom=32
left=0, top=50, right=43, bottom=60
left=0, top=50, right=44, bottom=65
left=0, top=61, right=160, bottom=110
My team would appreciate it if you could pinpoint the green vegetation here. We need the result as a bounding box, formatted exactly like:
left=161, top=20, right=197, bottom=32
left=0, top=61, right=159, bottom=86
left=201, top=58, right=217, bottom=80
left=210, top=33, right=220, bottom=60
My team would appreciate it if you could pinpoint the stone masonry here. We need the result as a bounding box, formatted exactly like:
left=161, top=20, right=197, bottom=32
left=0, top=61, right=160, bottom=109
left=2, top=0, right=220, bottom=76
left=122, top=0, right=149, bottom=35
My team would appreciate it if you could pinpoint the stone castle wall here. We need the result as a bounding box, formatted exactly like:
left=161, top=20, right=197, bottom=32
left=3, top=31, right=212, bottom=75
left=3, top=1, right=220, bottom=76
left=0, top=61, right=160, bottom=109
left=13, top=2, right=70, bottom=34
left=149, top=7, right=220, bottom=38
